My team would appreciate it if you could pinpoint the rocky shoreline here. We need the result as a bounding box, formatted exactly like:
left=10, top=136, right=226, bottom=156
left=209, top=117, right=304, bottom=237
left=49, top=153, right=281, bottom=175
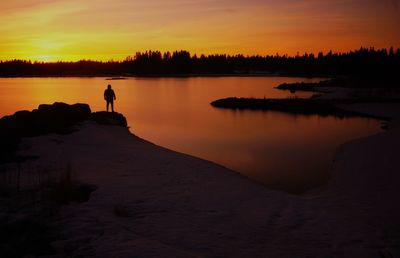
left=1, top=101, right=400, bottom=257
left=0, top=103, right=127, bottom=164
left=211, top=78, right=400, bottom=119
left=210, top=97, right=391, bottom=119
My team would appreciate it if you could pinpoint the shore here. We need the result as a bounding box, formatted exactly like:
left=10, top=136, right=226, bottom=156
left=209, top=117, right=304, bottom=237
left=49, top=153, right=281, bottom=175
left=0, top=87, right=398, bottom=257
left=211, top=79, right=400, bottom=120
left=0, top=97, right=394, bottom=257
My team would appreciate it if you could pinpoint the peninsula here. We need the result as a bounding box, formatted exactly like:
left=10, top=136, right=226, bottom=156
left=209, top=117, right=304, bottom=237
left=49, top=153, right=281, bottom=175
left=1, top=102, right=400, bottom=257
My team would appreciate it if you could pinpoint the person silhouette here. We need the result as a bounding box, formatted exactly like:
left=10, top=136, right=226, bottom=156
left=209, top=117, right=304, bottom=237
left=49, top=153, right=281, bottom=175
left=104, top=84, right=116, bottom=112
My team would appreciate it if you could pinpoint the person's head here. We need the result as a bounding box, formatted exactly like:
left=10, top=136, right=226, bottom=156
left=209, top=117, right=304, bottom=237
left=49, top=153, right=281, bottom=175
left=107, top=84, right=111, bottom=89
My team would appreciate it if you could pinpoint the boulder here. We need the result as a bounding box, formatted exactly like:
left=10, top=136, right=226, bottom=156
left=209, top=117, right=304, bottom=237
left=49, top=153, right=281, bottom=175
left=91, top=111, right=128, bottom=127
left=0, top=102, right=127, bottom=164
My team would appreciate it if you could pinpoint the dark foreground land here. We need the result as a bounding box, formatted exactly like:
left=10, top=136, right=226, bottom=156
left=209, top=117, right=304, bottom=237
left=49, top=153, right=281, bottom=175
left=0, top=103, right=127, bottom=164
left=1, top=101, right=400, bottom=257
left=0, top=103, right=128, bottom=257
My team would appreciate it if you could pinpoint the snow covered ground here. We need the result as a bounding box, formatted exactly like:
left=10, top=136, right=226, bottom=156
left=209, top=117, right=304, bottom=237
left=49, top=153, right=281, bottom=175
left=15, top=97, right=400, bottom=257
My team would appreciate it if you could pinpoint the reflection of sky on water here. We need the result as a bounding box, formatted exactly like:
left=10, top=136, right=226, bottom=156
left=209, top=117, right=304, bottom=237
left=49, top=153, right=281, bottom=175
left=0, top=77, right=381, bottom=193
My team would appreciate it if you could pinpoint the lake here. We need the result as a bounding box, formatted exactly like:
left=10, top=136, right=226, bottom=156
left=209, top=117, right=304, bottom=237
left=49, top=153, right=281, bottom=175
left=0, top=77, right=382, bottom=193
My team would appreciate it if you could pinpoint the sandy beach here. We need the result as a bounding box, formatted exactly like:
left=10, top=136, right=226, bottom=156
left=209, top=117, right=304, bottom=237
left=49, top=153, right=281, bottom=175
left=8, top=98, right=399, bottom=257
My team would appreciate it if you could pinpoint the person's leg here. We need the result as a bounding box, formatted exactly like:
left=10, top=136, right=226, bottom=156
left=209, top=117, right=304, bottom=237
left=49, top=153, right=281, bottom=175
left=106, top=101, right=109, bottom=112
left=111, top=101, right=114, bottom=112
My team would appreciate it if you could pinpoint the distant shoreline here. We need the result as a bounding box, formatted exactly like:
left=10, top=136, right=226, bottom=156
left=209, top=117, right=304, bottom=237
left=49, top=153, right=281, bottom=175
left=211, top=79, right=400, bottom=119
left=0, top=73, right=328, bottom=79
left=210, top=97, right=394, bottom=120
left=1, top=48, right=398, bottom=79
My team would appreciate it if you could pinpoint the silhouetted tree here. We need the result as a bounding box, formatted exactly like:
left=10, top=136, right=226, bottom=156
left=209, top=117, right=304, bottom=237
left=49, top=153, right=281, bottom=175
left=0, top=47, right=399, bottom=81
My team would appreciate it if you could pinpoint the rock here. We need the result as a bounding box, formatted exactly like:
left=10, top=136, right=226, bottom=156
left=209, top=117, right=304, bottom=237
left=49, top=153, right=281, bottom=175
left=0, top=102, right=127, bottom=164
left=34, top=102, right=92, bottom=135
left=0, top=102, right=91, bottom=137
left=90, top=111, right=128, bottom=127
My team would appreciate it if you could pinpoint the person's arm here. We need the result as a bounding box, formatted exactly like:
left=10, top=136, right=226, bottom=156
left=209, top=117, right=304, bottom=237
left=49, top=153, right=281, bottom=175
left=104, top=90, right=107, bottom=100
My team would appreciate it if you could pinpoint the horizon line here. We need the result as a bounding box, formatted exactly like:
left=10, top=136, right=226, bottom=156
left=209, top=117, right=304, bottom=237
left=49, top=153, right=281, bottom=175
left=1, top=46, right=399, bottom=63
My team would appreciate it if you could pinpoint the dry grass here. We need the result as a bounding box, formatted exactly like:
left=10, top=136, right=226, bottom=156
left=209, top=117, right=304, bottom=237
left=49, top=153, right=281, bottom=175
left=0, top=163, right=97, bottom=257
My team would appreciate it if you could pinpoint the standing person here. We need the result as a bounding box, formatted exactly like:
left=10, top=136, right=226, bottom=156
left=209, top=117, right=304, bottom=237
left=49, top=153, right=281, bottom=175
left=104, top=84, right=116, bottom=112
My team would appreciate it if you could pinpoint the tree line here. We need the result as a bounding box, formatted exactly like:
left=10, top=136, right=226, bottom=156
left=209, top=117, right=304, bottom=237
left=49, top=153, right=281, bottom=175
left=0, top=47, right=399, bottom=77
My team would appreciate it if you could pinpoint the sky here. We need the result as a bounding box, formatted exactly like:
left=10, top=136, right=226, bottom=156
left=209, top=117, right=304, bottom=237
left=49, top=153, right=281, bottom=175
left=0, top=0, right=399, bottom=61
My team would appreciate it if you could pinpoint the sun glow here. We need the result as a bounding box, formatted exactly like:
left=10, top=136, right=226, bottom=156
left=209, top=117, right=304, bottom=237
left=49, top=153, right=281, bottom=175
left=32, top=55, right=53, bottom=62
left=0, top=0, right=399, bottom=61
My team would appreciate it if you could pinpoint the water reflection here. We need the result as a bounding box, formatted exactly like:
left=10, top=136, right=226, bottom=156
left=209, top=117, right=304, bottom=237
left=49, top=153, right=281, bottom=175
left=0, top=77, right=381, bottom=193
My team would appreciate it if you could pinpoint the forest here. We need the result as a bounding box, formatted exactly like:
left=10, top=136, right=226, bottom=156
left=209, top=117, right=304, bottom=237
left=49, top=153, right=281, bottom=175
left=0, top=47, right=399, bottom=78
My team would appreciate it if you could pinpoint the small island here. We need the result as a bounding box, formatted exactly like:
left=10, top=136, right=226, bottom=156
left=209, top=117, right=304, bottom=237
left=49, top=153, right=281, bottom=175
left=210, top=97, right=386, bottom=118
left=211, top=76, right=400, bottom=119
left=275, top=81, right=331, bottom=93
left=276, top=77, right=400, bottom=93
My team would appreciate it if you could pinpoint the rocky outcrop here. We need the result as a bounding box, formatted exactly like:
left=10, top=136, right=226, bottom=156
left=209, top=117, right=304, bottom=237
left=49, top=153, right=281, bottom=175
left=91, top=111, right=127, bottom=127
left=0, top=102, right=91, bottom=137
left=0, top=102, right=127, bottom=163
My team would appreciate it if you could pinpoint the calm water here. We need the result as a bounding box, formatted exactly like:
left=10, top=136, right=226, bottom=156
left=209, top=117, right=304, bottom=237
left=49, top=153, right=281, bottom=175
left=0, top=77, right=382, bottom=193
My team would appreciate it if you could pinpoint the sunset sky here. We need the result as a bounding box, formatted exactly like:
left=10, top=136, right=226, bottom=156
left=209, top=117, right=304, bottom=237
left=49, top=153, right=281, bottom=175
left=1, top=0, right=399, bottom=61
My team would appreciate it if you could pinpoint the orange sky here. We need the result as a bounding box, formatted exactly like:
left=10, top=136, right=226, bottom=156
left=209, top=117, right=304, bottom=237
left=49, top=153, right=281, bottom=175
left=1, top=0, right=399, bottom=61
